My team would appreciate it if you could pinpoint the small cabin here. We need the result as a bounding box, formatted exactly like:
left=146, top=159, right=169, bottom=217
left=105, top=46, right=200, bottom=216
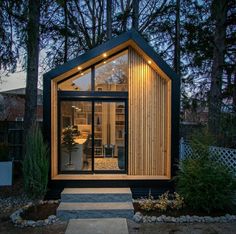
left=43, top=30, right=180, bottom=192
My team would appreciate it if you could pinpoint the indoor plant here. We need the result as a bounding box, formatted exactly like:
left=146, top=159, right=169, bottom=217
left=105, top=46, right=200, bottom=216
left=62, top=126, right=79, bottom=166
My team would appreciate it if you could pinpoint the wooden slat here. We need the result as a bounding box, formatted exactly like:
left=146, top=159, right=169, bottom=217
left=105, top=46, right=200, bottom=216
left=128, top=48, right=171, bottom=177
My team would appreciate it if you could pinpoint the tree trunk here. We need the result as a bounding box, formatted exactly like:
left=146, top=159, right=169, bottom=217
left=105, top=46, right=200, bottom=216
left=24, top=0, right=40, bottom=138
left=233, top=71, right=236, bottom=112
left=106, top=0, right=112, bottom=40
left=174, top=0, right=181, bottom=75
left=64, top=0, right=68, bottom=63
left=132, top=0, right=139, bottom=31
left=208, top=0, right=227, bottom=135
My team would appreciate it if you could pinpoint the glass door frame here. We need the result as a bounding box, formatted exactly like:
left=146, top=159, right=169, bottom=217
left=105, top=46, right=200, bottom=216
left=58, top=91, right=128, bottom=174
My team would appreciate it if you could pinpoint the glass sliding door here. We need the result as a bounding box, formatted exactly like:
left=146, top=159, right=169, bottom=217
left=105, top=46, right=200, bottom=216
left=59, top=100, right=127, bottom=173
left=94, top=101, right=126, bottom=171
left=60, top=101, right=92, bottom=172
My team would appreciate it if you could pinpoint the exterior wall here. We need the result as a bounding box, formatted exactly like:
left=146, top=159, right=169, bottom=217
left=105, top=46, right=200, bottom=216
left=49, top=46, right=172, bottom=180
left=128, top=48, right=171, bottom=177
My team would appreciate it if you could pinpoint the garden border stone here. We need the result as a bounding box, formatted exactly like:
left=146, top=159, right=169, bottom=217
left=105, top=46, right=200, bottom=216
left=133, top=212, right=236, bottom=223
left=10, top=200, right=60, bottom=228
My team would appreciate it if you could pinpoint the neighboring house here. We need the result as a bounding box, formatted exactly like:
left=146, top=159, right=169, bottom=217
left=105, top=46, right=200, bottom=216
left=0, top=88, right=43, bottom=122
left=181, top=106, right=208, bottom=124
left=44, top=30, right=180, bottom=194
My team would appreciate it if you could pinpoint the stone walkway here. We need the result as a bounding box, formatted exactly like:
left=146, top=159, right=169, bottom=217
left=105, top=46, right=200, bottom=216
left=64, top=218, right=236, bottom=234
left=65, top=218, right=128, bottom=234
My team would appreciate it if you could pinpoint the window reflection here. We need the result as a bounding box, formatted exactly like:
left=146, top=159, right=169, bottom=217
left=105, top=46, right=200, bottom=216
left=58, top=69, right=91, bottom=91
left=95, top=50, right=128, bottom=91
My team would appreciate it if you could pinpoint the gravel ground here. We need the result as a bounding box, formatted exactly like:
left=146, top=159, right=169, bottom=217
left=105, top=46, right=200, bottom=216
left=127, top=219, right=236, bottom=234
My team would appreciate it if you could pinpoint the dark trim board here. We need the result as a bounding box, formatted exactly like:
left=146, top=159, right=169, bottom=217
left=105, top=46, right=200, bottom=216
left=44, top=30, right=178, bottom=82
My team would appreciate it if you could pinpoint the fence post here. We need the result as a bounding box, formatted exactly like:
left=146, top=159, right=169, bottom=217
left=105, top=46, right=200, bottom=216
left=179, top=137, right=185, bottom=160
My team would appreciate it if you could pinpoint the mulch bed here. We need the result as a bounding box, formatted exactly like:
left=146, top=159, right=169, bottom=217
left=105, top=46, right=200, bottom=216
left=21, top=203, right=59, bottom=221
left=133, top=202, right=236, bottom=217
left=0, top=177, right=24, bottom=198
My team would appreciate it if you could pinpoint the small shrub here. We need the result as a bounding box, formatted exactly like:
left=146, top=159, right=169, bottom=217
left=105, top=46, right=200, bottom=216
left=170, top=192, right=184, bottom=210
left=138, top=194, right=155, bottom=211
left=23, top=125, right=49, bottom=199
left=154, top=191, right=169, bottom=211
left=176, top=130, right=236, bottom=213
left=0, top=143, right=10, bottom=161
left=138, top=191, right=185, bottom=212
left=177, top=157, right=236, bottom=213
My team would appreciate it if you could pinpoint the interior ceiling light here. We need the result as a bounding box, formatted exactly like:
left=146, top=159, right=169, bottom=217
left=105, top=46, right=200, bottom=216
left=72, top=105, right=76, bottom=108
left=148, top=60, right=152, bottom=64
left=81, top=72, right=84, bottom=75
left=77, top=66, right=82, bottom=70
left=103, top=53, right=107, bottom=58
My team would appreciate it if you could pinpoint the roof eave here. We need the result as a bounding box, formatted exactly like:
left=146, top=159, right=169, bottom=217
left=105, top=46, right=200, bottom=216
left=44, top=30, right=179, bottom=82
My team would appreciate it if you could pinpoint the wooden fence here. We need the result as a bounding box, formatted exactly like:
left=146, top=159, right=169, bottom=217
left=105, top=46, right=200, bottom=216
left=179, top=137, right=236, bottom=176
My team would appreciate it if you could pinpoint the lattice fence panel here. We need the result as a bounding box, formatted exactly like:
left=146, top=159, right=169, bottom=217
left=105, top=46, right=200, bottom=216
left=179, top=138, right=236, bottom=176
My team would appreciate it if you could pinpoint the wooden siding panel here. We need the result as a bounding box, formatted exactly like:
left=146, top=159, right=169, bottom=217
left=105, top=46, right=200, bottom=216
left=128, top=48, right=171, bottom=176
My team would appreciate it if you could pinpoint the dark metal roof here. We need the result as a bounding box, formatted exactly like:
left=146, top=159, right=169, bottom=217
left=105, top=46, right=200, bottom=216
left=44, top=30, right=178, bottom=81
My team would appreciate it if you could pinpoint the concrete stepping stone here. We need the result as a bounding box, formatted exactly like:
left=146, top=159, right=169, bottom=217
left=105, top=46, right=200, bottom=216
left=57, top=202, right=134, bottom=219
left=65, top=218, right=129, bottom=234
left=61, top=188, right=132, bottom=203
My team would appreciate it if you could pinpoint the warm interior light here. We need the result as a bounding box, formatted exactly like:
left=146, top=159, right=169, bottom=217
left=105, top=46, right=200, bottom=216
left=81, top=72, right=84, bottom=75
left=148, top=60, right=152, bottom=64
left=103, top=61, right=106, bottom=64
left=77, top=66, right=82, bottom=70
left=103, top=53, right=107, bottom=58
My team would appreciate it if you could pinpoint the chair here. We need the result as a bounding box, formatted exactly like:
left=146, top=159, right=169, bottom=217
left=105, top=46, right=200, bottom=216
left=103, top=144, right=115, bottom=157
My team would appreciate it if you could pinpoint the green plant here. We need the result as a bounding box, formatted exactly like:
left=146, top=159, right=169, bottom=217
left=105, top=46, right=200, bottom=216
left=170, top=192, right=184, bottom=210
left=62, top=126, right=78, bottom=165
left=23, top=125, right=49, bottom=199
left=189, top=128, right=216, bottom=158
left=0, top=143, right=10, bottom=161
left=176, top=130, right=236, bottom=213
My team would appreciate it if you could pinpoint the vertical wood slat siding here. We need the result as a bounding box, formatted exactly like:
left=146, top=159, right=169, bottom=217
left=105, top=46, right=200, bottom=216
left=128, top=48, right=170, bottom=176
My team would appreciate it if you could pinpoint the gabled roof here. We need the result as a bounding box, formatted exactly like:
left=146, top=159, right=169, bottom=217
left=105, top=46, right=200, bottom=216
left=44, top=30, right=178, bottom=82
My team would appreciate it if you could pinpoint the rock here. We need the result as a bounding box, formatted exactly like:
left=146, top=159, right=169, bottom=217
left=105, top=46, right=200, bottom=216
left=45, top=219, right=50, bottom=225
left=156, top=216, right=163, bottom=222
left=151, top=216, right=156, bottom=222
left=36, top=220, right=44, bottom=226
left=133, top=212, right=143, bottom=223
left=164, top=216, right=171, bottom=222
left=185, top=215, right=191, bottom=222
left=179, top=216, right=186, bottom=223
left=48, top=215, right=56, bottom=221
left=26, top=220, right=36, bottom=226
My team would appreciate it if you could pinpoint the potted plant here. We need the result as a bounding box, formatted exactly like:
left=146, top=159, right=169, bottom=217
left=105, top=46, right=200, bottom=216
left=0, top=143, right=13, bottom=186
left=62, top=126, right=79, bottom=166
